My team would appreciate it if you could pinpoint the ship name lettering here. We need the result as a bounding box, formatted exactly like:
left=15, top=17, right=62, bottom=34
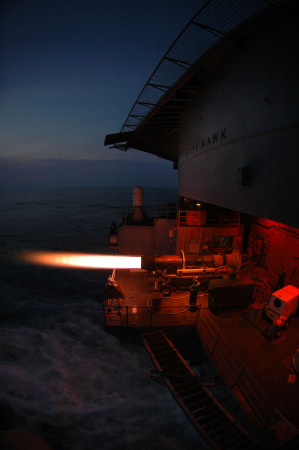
left=185, top=128, right=227, bottom=158
left=221, top=128, right=227, bottom=140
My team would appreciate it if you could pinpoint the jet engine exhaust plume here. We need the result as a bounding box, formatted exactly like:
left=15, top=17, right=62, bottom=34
left=21, top=251, right=142, bottom=270
left=21, top=249, right=241, bottom=272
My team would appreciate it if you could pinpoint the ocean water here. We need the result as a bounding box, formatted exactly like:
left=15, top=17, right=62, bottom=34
left=0, top=187, right=205, bottom=449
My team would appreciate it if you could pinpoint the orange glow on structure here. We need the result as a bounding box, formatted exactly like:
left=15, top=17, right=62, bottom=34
left=21, top=251, right=141, bottom=270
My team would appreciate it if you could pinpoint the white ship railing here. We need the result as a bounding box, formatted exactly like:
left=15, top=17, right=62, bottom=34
left=103, top=299, right=298, bottom=443
left=103, top=303, right=200, bottom=328
left=178, top=209, right=240, bottom=228
left=121, top=203, right=177, bottom=225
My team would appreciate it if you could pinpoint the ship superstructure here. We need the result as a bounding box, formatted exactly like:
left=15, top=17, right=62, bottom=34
left=104, top=1, right=299, bottom=448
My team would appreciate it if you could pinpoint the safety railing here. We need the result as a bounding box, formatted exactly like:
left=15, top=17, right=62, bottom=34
left=196, top=312, right=298, bottom=441
left=103, top=302, right=200, bottom=328
left=118, top=205, right=239, bottom=228
left=120, top=0, right=282, bottom=134
left=121, top=203, right=177, bottom=225
left=178, top=209, right=240, bottom=228
left=103, top=296, right=297, bottom=441
left=178, top=210, right=207, bottom=227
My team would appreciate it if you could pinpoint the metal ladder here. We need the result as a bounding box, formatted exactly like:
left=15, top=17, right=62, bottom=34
left=142, top=330, right=259, bottom=450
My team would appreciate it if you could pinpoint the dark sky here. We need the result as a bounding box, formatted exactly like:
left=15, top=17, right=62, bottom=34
left=0, top=0, right=201, bottom=190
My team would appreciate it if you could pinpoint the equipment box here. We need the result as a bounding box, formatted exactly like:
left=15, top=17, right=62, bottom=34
left=208, top=278, right=255, bottom=312
left=265, top=285, right=299, bottom=321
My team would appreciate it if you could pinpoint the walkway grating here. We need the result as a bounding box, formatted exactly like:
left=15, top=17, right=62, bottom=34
left=142, top=330, right=259, bottom=450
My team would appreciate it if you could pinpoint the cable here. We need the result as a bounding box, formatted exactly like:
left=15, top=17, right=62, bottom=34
left=146, top=295, right=192, bottom=315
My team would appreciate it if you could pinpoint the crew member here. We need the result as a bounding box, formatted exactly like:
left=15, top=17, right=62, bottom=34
left=189, top=277, right=200, bottom=311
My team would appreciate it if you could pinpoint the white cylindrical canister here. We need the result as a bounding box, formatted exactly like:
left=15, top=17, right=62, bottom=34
left=133, top=187, right=143, bottom=207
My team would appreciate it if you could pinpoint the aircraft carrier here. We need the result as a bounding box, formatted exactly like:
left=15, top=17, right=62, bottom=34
left=104, top=1, right=299, bottom=448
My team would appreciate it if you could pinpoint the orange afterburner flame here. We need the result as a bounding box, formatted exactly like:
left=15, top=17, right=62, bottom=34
left=21, top=251, right=141, bottom=270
